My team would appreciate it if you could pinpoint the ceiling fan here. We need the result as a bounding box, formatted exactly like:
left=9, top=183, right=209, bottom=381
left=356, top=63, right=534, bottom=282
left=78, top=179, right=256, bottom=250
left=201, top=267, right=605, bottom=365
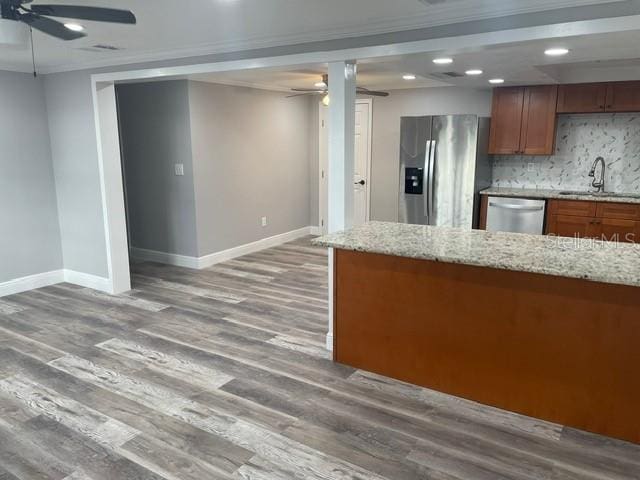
left=288, top=74, right=390, bottom=101
left=0, top=0, right=136, bottom=41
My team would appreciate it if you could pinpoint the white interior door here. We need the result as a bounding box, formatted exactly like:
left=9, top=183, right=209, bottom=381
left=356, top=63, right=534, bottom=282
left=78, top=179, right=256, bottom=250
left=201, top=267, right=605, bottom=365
left=353, top=100, right=371, bottom=227
left=319, top=99, right=372, bottom=234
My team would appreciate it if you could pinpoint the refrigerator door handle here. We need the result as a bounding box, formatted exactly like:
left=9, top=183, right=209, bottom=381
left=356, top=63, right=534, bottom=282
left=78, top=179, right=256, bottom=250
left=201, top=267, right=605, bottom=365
left=423, top=140, right=433, bottom=220
left=428, top=140, right=436, bottom=222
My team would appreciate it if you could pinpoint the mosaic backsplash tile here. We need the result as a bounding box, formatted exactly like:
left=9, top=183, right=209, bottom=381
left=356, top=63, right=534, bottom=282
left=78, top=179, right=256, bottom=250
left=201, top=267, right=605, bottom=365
left=492, top=113, right=640, bottom=193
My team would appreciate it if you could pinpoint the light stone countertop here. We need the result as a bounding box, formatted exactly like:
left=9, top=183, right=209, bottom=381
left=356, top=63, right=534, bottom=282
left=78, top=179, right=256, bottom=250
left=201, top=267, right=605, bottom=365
left=480, top=187, right=640, bottom=204
left=312, top=221, right=640, bottom=288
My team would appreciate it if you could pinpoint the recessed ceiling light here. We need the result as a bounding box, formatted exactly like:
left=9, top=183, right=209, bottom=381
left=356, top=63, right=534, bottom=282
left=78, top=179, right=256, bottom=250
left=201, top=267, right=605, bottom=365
left=403, top=74, right=417, bottom=80
left=544, top=47, right=569, bottom=56
left=314, top=81, right=327, bottom=88
left=64, top=23, right=84, bottom=32
left=465, top=69, right=483, bottom=76
left=433, top=58, right=453, bottom=65
left=489, top=78, right=505, bottom=84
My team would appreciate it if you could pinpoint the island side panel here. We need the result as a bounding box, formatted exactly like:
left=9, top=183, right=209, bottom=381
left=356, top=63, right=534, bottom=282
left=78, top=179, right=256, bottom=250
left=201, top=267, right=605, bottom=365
left=334, top=248, right=640, bottom=444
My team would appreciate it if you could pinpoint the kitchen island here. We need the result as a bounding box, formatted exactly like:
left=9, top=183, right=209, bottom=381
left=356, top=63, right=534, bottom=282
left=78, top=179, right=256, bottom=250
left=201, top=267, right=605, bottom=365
left=314, top=222, right=640, bottom=444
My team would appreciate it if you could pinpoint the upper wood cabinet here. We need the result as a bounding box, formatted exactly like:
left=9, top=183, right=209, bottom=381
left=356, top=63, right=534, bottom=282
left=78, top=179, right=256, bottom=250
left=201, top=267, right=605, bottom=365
left=557, top=83, right=607, bottom=113
left=605, top=81, right=640, bottom=112
left=557, top=81, right=640, bottom=113
left=489, top=85, right=558, bottom=155
left=488, top=87, right=524, bottom=155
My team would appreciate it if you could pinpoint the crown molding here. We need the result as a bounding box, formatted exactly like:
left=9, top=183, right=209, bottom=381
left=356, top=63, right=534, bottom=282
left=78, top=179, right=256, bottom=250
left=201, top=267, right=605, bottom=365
left=1, top=0, right=625, bottom=75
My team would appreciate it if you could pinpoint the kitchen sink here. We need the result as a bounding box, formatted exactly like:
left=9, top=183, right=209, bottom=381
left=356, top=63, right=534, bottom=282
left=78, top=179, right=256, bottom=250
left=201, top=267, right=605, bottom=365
left=558, top=191, right=640, bottom=198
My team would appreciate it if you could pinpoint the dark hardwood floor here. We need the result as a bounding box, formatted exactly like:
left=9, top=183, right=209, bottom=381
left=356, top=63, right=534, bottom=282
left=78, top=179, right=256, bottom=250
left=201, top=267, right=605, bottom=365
left=0, top=237, right=639, bottom=479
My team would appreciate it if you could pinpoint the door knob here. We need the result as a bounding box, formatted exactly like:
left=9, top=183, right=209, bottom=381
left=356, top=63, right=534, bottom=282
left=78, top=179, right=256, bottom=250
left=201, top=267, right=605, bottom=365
left=355, top=180, right=366, bottom=186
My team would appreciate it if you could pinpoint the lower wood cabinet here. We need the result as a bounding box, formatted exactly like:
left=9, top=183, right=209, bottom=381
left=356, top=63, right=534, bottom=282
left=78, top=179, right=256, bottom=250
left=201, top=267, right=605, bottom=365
left=547, top=199, right=640, bottom=243
left=546, top=214, right=601, bottom=239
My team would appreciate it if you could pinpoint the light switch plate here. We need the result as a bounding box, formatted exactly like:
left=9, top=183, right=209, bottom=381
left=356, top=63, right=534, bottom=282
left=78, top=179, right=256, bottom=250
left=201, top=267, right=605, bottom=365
left=174, top=164, right=184, bottom=176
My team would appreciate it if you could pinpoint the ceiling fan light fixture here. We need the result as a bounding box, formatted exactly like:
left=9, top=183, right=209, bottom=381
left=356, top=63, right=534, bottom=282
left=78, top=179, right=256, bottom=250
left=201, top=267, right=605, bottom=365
left=64, top=22, right=85, bottom=32
left=315, top=81, right=327, bottom=88
left=322, top=94, right=330, bottom=106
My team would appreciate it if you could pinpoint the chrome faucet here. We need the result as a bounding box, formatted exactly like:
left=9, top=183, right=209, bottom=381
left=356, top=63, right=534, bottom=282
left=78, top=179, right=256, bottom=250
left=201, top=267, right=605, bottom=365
left=589, top=156, right=606, bottom=193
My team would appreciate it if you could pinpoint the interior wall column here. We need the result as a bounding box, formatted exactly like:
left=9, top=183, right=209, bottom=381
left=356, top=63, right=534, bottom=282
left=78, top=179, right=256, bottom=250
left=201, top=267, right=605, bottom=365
left=326, top=60, right=357, bottom=353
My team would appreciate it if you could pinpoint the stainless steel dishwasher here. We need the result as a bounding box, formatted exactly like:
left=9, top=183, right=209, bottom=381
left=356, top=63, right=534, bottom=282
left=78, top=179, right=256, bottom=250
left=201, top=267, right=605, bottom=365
left=486, top=196, right=546, bottom=234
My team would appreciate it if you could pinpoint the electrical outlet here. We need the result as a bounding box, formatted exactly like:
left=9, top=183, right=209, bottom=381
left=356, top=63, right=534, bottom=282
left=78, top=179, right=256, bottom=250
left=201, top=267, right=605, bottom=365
left=527, top=163, right=536, bottom=173
left=174, top=164, right=184, bottom=176
left=261, top=217, right=267, bottom=227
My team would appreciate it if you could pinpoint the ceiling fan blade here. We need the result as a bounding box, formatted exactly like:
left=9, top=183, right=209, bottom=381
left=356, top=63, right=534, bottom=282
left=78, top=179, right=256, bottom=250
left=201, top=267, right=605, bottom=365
left=291, top=88, right=326, bottom=93
left=21, top=12, right=86, bottom=40
left=286, top=93, right=318, bottom=98
left=29, top=5, right=136, bottom=24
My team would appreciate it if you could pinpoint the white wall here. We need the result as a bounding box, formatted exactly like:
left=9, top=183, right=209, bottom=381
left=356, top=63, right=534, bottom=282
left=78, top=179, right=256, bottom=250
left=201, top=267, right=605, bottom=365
left=369, top=87, right=493, bottom=221
left=188, top=81, right=313, bottom=256
left=0, top=71, right=63, bottom=284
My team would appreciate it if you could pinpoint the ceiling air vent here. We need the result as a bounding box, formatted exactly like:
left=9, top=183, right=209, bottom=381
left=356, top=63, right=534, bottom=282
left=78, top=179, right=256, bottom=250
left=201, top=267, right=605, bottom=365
left=76, top=44, right=122, bottom=53
left=93, top=44, right=122, bottom=51
left=428, top=72, right=465, bottom=81
left=418, top=0, right=453, bottom=5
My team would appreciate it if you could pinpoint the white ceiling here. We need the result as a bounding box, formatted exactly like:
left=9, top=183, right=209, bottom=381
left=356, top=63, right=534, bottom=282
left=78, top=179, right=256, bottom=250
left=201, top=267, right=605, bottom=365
left=188, top=29, right=640, bottom=93
left=0, top=0, right=624, bottom=73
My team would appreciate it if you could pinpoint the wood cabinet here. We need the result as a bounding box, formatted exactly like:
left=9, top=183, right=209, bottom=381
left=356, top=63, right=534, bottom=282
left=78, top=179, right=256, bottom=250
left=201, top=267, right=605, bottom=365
left=548, top=198, right=597, bottom=217
left=557, top=83, right=607, bottom=113
left=547, top=199, right=640, bottom=243
left=605, top=81, right=640, bottom=112
left=488, top=87, right=525, bottom=154
left=557, top=81, right=640, bottom=113
left=546, top=214, right=601, bottom=239
left=489, top=85, right=558, bottom=155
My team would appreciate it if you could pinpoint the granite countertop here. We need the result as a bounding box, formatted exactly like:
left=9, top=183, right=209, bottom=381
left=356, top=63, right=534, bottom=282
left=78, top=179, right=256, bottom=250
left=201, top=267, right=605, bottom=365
left=312, top=221, right=640, bottom=288
left=480, top=187, right=640, bottom=204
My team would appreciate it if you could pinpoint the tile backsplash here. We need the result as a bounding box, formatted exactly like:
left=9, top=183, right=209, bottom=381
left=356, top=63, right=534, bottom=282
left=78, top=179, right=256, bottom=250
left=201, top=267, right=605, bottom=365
left=492, top=113, right=640, bottom=193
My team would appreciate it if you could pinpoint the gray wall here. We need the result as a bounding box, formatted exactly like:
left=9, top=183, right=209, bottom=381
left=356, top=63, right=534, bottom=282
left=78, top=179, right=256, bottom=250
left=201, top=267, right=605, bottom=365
left=44, top=71, right=109, bottom=278
left=188, top=81, right=312, bottom=256
left=369, top=87, right=493, bottom=222
left=0, top=71, right=62, bottom=283
left=116, top=81, right=199, bottom=257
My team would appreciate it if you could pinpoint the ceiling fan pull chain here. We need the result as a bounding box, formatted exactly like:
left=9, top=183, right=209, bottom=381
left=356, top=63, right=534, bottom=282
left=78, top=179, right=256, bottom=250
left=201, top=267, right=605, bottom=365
left=30, top=26, right=37, bottom=77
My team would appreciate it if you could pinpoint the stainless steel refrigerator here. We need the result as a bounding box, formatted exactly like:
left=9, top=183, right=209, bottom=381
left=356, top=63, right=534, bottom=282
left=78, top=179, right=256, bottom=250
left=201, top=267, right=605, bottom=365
left=398, top=115, right=491, bottom=229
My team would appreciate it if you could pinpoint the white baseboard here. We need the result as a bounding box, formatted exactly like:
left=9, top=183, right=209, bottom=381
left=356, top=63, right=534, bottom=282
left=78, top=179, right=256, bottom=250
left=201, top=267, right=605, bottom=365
left=326, top=333, right=333, bottom=352
left=129, top=247, right=200, bottom=269
left=197, top=226, right=316, bottom=269
left=63, top=270, right=112, bottom=293
left=0, top=269, right=112, bottom=298
left=0, top=270, right=64, bottom=298
left=131, top=226, right=320, bottom=270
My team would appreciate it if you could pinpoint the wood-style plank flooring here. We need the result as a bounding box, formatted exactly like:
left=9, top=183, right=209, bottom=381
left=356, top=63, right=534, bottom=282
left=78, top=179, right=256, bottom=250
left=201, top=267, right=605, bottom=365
left=0, top=237, right=639, bottom=480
